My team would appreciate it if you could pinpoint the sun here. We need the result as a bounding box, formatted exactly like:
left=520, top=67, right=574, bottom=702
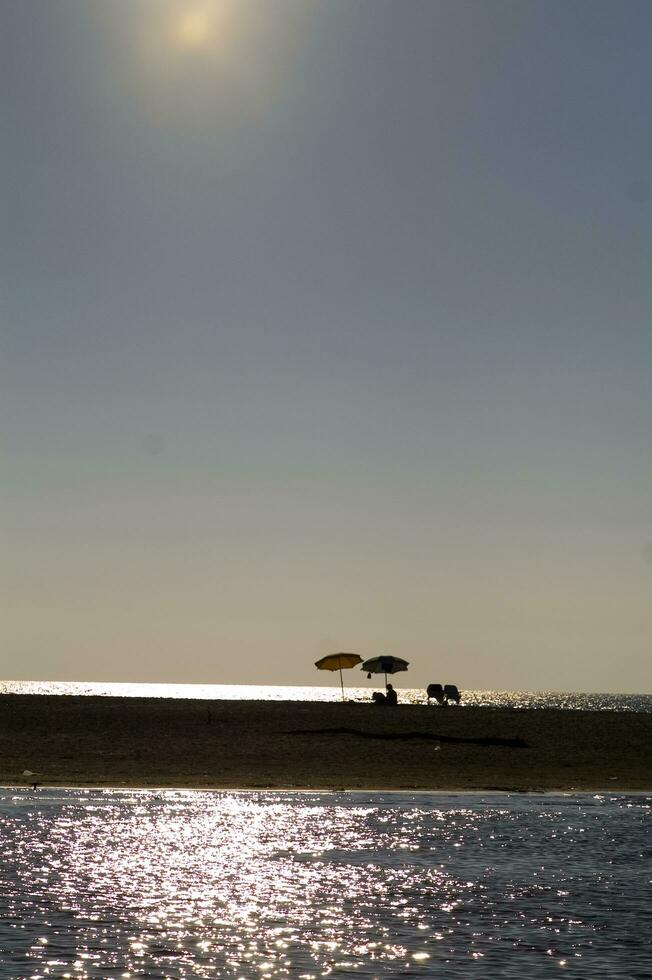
left=105, top=0, right=313, bottom=129
left=163, top=2, right=236, bottom=53
left=176, top=4, right=216, bottom=48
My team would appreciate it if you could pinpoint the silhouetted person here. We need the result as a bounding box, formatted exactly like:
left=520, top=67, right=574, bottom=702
left=372, top=691, right=387, bottom=704
left=385, top=683, right=398, bottom=705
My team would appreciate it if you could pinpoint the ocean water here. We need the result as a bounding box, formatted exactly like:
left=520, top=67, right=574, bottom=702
left=1, top=680, right=651, bottom=713
left=0, top=790, right=649, bottom=979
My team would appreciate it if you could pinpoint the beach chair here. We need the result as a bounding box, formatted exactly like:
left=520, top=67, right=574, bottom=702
left=426, top=683, right=446, bottom=705
left=444, top=684, right=461, bottom=704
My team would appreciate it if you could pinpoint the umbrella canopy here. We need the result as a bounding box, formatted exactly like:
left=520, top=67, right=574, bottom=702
left=361, top=656, right=409, bottom=688
left=315, top=652, right=363, bottom=699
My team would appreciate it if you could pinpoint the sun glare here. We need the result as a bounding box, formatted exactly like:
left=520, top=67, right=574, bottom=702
left=96, top=0, right=314, bottom=129
left=176, top=4, right=216, bottom=48
left=167, top=1, right=231, bottom=51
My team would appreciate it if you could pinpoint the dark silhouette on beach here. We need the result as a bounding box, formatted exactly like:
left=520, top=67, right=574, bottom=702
left=372, top=683, right=398, bottom=705
left=427, top=683, right=462, bottom=705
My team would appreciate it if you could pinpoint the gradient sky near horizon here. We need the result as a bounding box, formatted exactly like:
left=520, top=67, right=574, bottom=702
left=2, top=0, right=651, bottom=693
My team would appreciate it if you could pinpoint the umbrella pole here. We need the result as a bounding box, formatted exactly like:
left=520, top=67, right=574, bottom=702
left=339, top=667, right=345, bottom=701
left=384, top=671, right=388, bottom=689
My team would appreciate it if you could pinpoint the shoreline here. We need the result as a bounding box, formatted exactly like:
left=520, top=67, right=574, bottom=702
left=1, top=694, right=650, bottom=793
left=2, top=784, right=650, bottom=796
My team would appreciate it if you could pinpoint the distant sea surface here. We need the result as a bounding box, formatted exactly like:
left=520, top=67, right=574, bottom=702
left=1, top=680, right=651, bottom=712
left=0, top=789, right=649, bottom=979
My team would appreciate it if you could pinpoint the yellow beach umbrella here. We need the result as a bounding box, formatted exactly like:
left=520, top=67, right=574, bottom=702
left=315, top=652, right=363, bottom=700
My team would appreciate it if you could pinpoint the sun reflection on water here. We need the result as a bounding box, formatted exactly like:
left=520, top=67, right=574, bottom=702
left=1, top=680, right=650, bottom=712
left=0, top=791, right=649, bottom=978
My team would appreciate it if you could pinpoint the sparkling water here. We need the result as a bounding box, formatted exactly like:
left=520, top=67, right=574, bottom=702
left=1, top=680, right=650, bottom=712
left=0, top=790, right=649, bottom=978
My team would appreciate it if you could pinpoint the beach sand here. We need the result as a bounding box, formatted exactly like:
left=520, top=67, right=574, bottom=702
left=1, top=694, right=650, bottom=793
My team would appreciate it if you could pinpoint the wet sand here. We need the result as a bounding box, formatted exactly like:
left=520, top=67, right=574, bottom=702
left=1, top=694, right=650, bottom=792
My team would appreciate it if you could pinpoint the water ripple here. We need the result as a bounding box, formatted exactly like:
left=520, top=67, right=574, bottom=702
left=0, top=791, right=649, bottom=978
left=1, top=680, right=651, bottom=712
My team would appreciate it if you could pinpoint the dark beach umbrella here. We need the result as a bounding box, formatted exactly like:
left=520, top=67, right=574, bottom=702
left=361, top=656, right=409, bottom=689
left=315, top=652, right=363, bottom=699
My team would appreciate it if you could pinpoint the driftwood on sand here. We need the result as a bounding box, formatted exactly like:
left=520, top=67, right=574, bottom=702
left=281, top=727, right=527, bottom=748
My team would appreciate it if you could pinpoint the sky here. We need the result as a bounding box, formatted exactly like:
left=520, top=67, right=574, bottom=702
left=2, top=0, right=651, bottom=693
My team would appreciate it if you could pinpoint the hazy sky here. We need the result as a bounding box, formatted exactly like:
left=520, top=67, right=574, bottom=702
left=2, top=0, right=651, bottom=693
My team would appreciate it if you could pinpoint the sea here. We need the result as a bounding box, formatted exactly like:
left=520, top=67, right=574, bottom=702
left=0, top=789, right=649, bottom=979
left=1, top=680, right=651, bottom=713
left=1, top=684, right=650, bottom=978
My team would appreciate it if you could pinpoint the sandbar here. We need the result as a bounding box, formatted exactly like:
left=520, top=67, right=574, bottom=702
left=1, top=694, right=650, bottom=793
